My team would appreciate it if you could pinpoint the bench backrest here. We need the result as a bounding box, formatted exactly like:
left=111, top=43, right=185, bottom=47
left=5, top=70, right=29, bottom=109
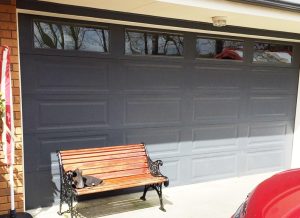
left=58, top=143, right=150, bottom=180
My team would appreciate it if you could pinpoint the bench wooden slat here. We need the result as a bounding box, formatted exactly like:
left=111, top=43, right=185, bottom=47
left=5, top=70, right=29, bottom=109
left=60, top=147, right=145, bottom=160
left=76, top=174, right=167, bottom=195
left=88, top=168, right=150, bottom=180
left=60, top=145, right=144, bottom=157
left=60, top=144, right=144, bottom=155
left=63, top=156, right=148, bottom=171
left=70, top=162, right=149, bottom=175
left=62, top=151, right=147, bottom=165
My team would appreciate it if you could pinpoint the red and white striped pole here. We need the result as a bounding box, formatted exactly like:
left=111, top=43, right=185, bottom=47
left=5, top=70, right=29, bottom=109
left=1, top=46, right=16, bottom=218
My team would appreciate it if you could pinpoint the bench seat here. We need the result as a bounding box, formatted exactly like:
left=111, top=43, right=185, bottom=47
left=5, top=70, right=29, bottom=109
left=76, top=174, right=168, bottom=195
left=57, top=143, right=169, bottom=218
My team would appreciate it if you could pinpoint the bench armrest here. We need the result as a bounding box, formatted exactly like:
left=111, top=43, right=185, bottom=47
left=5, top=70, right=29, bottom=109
left=148, top=158, right=169, bottom=187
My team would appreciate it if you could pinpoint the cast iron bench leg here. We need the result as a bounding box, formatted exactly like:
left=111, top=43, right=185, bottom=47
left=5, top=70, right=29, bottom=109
left=144, top=183, right=166, bottom=212
left=155, top=183, right=166, bottom=212
left=140, top=185, right=150, bottom=201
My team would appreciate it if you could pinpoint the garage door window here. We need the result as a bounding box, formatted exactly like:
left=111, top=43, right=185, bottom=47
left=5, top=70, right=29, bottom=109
left=196, top=38, right=244, bottom=61
left=125, top=30, right=184, bottom=56
left=253, top=42, right=292, bottom=64
left=33, top=20, right=109, bottom=52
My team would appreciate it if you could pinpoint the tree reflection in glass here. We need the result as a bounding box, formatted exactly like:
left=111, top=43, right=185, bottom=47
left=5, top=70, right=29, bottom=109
left=125, top=30, right=183, bottom=56
left=34, top=21, right=109, bottom=53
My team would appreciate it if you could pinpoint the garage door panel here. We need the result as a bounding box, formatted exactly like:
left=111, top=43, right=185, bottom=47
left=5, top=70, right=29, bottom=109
left=37, top=57, right=110, bottom=91
left=22, top=55, right=111, bottom=94
left=244, top=149, right=286, bottom=173
left=160, top=158, right=181, bottom=186
left=191, top=66, right=243, bottom=91
left=249, top=69, right=298, bottom=93
left=245, top=122, right=288, bottom=150
left=121, top=62, right=184, bottom=92
left=25, top=132, right=109, bottom=173
left=248, top=95, right=295, bottom=121
left=23, top=94, right=113, bottom=133
left=191, top=153, right=238, bottom=182
left=192, top=125, right=239, bottom=154
left=38, top=99, right=108, bottom=129
left=125, top=96, right=182, bottom=126
left=193, top=96, right=241, bottom=123
left=125, top=128, right=181, bottom=159
left=25, top=171, right=59, bottom=209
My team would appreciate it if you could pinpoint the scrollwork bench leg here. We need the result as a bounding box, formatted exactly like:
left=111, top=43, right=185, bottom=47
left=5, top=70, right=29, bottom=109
left=140, top=185, right=150, bottom=201
left=151, top=183, right=166, bottom=212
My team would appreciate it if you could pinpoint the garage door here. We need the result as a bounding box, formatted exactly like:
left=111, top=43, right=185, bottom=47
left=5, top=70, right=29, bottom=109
left=19, top=14, right=299, bottom=209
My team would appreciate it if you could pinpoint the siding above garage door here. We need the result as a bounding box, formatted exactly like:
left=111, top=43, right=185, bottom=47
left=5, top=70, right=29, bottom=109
left=18, top=14, right=300, bottom=209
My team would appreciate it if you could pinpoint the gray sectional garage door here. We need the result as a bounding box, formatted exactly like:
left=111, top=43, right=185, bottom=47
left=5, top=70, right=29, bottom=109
left=19, top=14, right=299, bottom=209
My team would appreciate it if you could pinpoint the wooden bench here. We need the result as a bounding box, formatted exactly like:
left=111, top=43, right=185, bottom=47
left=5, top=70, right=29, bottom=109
left=57, top=143, right=169, bottom=217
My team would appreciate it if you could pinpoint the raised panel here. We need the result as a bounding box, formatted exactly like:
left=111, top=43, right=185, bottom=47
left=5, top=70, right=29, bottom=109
left=249, top=96, right=290, bottom=119
left=250, top=70, right=297, bottom=92
left=160, top=160, right=180, bottom=184
left=39, top=100, right=108, bottom=129
left=245, top=150, right=284, bottom=172
left=193, top=97, right=240, bottom=121
left=191, top=154, right=238, bottom=181
left=125, top=129, right=180, bottom=157
left=39, top=135, right=108, bottom=170
left=192, top=125, right=238, bottom=153
left=246, top=123, right=287, bottom=149
left=123, top=63, right=182, bottom=91
left=125, top=97, right=181, bottom=125
left=36, top=56, right=110, bottom=91
left=192, top=66, right=242, bottom=90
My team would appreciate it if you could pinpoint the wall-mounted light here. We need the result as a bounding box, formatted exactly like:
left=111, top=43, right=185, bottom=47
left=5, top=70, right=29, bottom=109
left=212, top=16, right=227, bottom=27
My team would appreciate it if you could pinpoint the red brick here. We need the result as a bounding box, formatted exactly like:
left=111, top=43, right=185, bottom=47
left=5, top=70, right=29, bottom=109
left=0, top=12, right=10, bottom=21
left=12, top=88, right=19, bottom=96
left=0, top=21, right=16, bottom=30
left=14, top=119, right=21, bottom=127
left=11, top=30, right=16, bottom=38
left=10, top=55, right=18, bottom=63
left=12, top=63, right=18, bottom=72
left=0, top=29, right=11, bottom=38
left=0, top=182, right=7, bottom=189
left=1, top=38, right=17, bottom=47
left=11, top=47, right=17, bottom=55
left=0, top=196, right=7, bottom=203
left=10, top=13, right=15, bottom=22
left=0, top=188, right=10, bottom=196
left=0, top=202, right=10, bottom=211
left=11, top=70, right=18, bottom=79
left=13, top=95, right=19, bottom=103
left=14, top=111, right=20, bottom=119
left=0, top=4, right=15, bottom=13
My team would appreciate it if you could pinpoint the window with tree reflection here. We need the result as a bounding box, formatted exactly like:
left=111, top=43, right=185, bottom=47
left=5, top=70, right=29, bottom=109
left=253, top=42, right=292, bottom=64
left=196, top=38, right=244, bottom=60
left=34, top=21, right=109, bottom=52
left=125, top=30, right=183, bottom=56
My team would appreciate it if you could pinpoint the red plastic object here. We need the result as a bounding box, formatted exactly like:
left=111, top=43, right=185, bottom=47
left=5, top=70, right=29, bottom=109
left=232, top=169, right=300, bottom=218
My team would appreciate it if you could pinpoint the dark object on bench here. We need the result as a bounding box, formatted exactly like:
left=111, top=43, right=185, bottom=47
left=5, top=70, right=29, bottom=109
left=72, top=168, right=103, bottom=188
left=57, top=143, right=169, bottom=218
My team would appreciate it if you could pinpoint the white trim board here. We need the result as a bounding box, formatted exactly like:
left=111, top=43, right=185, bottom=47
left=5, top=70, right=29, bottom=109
left=17, top=9, right=300, bottom=43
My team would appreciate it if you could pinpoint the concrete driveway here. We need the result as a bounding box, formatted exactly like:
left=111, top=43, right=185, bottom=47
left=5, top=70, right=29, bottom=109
left=28, top=172, right=276, bottom=218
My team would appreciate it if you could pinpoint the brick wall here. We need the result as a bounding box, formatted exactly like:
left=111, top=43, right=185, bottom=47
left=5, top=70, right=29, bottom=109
left=0, top=0, right=24, bottom=215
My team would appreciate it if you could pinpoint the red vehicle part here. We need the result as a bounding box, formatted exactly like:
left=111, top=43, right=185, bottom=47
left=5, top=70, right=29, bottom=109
left=232, top=169, right=300, bottom=218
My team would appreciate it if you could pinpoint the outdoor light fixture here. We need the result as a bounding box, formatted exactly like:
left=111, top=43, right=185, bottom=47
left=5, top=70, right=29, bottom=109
left=212, top=16, right=227, bottom=27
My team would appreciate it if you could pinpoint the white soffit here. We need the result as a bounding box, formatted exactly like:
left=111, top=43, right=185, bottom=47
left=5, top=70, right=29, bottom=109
left=36, top=0, right=300, bottom=34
